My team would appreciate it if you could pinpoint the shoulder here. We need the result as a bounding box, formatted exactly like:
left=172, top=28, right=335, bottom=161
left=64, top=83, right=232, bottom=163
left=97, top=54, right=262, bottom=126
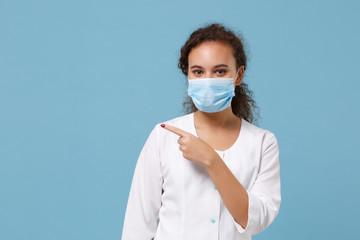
left=150, top=113, right=193, bottom=137
left=241, top=119, right=279, bottom=150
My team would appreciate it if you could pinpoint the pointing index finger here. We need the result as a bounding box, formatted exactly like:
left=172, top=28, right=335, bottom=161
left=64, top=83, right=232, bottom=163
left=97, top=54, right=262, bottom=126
left=161, top=123, right=187, bottom=137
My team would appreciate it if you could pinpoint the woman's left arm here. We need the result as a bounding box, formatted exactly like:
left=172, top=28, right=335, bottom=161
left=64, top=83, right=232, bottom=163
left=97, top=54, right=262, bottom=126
left=204, top=152, right=250, bottom=228
left=205, top=131, right=281, bottom=236
left=161, top=124, right=281, bottom=236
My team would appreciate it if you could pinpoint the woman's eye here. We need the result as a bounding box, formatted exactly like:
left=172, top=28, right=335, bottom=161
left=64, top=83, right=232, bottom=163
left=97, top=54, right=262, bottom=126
left=193, top=70, right=203, bottom=75
left=216, top=69, right=227, bottom=74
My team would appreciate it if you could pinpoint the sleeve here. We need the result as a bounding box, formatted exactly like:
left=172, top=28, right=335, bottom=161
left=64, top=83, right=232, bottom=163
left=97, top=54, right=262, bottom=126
left=121, top=124, right=163, bottom=240
left=233, top=131, right=281, bottom=235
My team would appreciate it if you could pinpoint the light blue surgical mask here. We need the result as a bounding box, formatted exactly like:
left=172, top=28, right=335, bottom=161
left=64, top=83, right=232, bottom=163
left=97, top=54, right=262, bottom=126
left=187, top=69, right=239, bottom=113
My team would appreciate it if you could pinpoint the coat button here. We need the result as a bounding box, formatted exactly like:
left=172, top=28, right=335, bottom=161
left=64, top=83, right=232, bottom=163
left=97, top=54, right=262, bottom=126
left=211, top=219, right=216, bottom=223
left=214, top=186, right=217, bottom=190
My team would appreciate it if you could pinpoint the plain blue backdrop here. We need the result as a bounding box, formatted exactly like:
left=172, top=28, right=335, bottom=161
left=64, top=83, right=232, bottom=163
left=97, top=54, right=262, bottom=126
left=1, top=0, right=359, bottom=239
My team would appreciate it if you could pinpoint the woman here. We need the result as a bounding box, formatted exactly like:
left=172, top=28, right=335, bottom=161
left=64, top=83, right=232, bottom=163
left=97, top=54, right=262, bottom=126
left=121, top=23, right=281, bottom=240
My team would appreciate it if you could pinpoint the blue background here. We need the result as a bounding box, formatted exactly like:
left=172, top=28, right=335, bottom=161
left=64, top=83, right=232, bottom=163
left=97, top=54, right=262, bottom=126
left=1, top=0, right=359, bottom=239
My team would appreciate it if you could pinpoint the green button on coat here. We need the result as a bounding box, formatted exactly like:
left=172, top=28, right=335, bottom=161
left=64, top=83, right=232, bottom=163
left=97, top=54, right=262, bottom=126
left=214, top=186, right=217, bottom=190
left=211, top=219, right=216, bottom=223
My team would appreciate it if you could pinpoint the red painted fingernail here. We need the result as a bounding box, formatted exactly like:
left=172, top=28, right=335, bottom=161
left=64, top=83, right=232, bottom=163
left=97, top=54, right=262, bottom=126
left=161, top=124, right=165, bottom=128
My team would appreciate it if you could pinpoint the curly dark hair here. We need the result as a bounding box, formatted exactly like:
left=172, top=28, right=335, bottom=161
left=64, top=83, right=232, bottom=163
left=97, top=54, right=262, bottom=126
left=178, top=22, right=260, bottom=124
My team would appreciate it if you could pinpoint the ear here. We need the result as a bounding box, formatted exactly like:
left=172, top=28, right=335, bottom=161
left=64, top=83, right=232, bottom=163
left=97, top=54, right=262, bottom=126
left=234, top=66, right=245, bottom=86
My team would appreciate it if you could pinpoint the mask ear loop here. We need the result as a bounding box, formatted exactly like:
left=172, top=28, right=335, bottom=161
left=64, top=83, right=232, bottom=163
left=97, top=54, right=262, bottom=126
left=233, top=68, right=240, bottom=84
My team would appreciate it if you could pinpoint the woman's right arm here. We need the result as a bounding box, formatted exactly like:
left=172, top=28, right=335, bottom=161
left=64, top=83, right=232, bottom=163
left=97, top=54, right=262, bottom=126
left=121, top=124, right=163, bottom=240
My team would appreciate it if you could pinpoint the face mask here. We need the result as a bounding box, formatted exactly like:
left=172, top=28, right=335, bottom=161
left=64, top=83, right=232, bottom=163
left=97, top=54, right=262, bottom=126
left=187, top=69, right=239, bottom=113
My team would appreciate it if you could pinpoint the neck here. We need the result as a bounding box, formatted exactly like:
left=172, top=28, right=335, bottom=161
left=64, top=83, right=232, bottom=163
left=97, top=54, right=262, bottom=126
left=194, top=107, right=238, bottom=128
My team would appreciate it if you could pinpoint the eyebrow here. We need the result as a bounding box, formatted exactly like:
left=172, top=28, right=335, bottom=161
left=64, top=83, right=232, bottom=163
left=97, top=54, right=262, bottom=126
left=190, top=64, right=229, bottom=69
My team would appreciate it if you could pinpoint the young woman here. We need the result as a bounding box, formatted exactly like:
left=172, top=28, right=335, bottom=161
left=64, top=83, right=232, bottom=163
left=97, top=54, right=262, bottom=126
left=121, top=23, right=281, bottom=240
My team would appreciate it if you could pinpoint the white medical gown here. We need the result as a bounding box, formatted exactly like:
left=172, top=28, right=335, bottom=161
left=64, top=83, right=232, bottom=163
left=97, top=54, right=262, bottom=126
left=121, top=112, right=281, bottom=240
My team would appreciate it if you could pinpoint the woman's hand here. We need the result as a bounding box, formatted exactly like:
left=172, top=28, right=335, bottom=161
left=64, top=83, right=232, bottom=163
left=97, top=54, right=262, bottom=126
left=160, top=123, right=218, bottom=167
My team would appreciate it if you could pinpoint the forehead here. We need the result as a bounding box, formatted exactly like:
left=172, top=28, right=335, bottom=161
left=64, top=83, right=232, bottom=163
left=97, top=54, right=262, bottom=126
left=188, top=41, right=236, bottom=67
